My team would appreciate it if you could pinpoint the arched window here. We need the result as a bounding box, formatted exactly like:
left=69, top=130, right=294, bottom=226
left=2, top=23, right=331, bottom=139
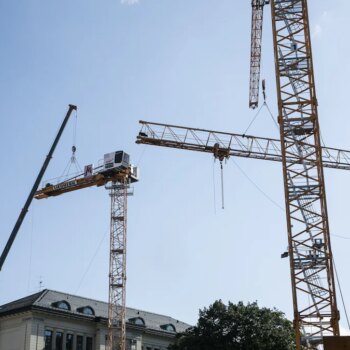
left=77, top=306, right=95, bottom=316
left=51, top=301, right=71, bottom=311
left=160, top=324, right=176, bottom=332
left=128, top=317, right=145, bottom=326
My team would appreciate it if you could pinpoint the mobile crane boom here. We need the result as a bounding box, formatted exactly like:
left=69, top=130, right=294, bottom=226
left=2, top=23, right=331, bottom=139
left=0, top=104, right=77, bottom=271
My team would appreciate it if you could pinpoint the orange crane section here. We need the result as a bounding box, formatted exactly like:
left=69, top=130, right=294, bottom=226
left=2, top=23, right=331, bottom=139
left=34, top=166, right=136, bottom=199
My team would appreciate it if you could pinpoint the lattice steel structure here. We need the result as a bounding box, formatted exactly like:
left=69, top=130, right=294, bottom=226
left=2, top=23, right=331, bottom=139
left=249, top=0, right=266, bottom=109
left=137, top=121, right=350, bottom=171
left=107, top=177, right=128, bottom=350
left=138, top=118, right=344, bottom=348
left=270, top=0, right=339, bottom=347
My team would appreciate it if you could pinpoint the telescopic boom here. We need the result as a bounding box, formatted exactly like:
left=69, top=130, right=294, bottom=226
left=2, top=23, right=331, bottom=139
left=0, top=104, right=77, bottom=270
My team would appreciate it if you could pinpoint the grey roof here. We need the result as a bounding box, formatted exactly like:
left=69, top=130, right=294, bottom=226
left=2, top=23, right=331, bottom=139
left=0, top=289, right=190, bottom=334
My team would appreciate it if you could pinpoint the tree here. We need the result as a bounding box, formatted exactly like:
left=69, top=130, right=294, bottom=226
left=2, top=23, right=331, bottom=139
left=168, top=300, right=296, bottom=350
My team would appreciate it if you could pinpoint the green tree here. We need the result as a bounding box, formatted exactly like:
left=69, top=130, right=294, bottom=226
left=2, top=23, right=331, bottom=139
left=169, top=300, right=296, bottom=350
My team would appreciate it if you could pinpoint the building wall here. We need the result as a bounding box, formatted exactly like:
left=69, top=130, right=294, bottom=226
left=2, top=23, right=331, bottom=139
left=32, top=312, right=98, bottom=350
left=0, top=311, right=176, bottom=350
left=0, top=312, right=31, bottom=350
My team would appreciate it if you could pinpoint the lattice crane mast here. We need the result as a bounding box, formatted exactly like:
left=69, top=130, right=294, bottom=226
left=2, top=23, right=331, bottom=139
left=249, top=0, right=341, bottom=348
left=249, top=0, right=269, bottom=109
left=35, top=151, right=139, bottom=350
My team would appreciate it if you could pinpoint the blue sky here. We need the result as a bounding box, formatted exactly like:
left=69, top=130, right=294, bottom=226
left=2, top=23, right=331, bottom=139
left=1, top=0, right=350, bottom=332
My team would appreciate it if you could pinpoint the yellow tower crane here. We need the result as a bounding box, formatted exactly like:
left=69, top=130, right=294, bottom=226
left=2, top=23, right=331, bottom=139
left=135, top=1, right=350, bottom=348
left=35, top=152, right=139, bottom=350
left=136, top=119, right=349, bottom=349
left=251, top=1, right=339, bottom=348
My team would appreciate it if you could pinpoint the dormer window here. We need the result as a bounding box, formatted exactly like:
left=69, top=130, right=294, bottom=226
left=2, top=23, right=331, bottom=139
left=129, top=317, right=145, bottom=326
left=160, top=323, right=176, bottom=332
left=51, top=301, right=71, bottom=311
left=77, top=306, right=95, bottom=316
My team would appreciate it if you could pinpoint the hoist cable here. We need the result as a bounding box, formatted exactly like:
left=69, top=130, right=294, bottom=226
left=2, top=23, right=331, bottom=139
left=136, top=145, right=147, bottom=167
left=212, top=160, right=217, bottom=215
left=75, top=225, right=109, bottom=294
left=220, top=161, right=225, bottom=209
left=57, top=109, right=81, bottom=180
left=59, top=158, right=74, bottom=180
left=72, top=109, right=78, bottom=148
left=333, top=257, right=350, bottom=330
left=243, top=103, right=265, bottom=136
left=331, top=233, right=350, bottom=240
left=231, top=158, right=285, bottom=211
left=264, top=101, right=279, bottom=131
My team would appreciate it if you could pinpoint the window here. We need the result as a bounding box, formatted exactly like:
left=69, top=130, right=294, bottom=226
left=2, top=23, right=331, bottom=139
left=77, top=335, right=83, bottom=350
left=56, top=332, right=63, bottom=350
left=160, top=323, right=176, bottom=332
left=77, top=306, right=95, bottom=316
left=44, top=330, right=53, bottom=350
left=52, top=300, right=71, bottom=311
left=86, top=337, right=93, bottom=350
left=128, top=317, right=145, bottom=326
left=66, top=333, right=74, bottom=350
left=115, top=151, right=123, bottom=163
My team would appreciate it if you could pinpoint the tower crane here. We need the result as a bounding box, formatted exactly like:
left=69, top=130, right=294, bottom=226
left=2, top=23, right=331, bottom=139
left=136, top=120, right=348, bottom=349
left=34, top=152, right=139, bottom=350
left=136, top=1, right=347, bottom=348
left=252, top=0, right=340, bottom=348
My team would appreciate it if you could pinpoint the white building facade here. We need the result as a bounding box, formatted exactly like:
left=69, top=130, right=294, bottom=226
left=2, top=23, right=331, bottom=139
left=0, top=290, right=190, bottom=350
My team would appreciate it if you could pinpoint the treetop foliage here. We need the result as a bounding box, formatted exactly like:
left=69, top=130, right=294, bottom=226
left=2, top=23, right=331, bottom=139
left=169, top=300, right=295, bottom=350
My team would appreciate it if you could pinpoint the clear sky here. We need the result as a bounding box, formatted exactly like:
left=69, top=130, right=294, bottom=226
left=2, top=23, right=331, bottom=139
left=1, top=0, right=350, bottom=333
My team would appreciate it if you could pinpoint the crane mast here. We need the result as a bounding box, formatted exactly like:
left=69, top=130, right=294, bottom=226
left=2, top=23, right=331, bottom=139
left=249, top=0, right=267, bottom=109
left=270, top=0, right=339, bottom=346
left=107, top=178, right=128, bottom=350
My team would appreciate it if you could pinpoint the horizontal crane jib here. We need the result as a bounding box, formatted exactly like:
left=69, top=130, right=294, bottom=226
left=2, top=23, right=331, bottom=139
left=136, top=121, right=350, bottom=171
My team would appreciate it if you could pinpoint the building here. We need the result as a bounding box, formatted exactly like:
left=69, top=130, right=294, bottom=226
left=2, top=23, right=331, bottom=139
left=0, top=289, right=190, bottom=350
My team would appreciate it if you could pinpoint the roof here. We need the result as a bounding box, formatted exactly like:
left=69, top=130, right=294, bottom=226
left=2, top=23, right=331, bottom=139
left=0, top=289, right=190, bottom=334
